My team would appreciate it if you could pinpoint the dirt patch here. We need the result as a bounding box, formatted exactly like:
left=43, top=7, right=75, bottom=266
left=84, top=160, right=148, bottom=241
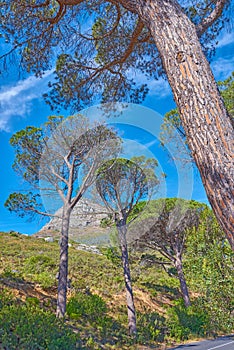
left=106, top=287, right=173, bottom=315
left=0, top=278, right=57, bottom=305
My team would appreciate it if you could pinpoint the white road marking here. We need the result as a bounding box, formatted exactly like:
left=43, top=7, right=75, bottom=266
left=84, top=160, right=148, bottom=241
left=207, top=340, right=234, bottom=350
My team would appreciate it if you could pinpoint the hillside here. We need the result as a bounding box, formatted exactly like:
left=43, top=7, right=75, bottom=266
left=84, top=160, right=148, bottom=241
left=0, top=230, right=233, bottom=349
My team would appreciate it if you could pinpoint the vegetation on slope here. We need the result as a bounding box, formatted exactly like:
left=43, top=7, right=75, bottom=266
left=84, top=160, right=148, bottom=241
left=0, top=228, right=233, bottom=349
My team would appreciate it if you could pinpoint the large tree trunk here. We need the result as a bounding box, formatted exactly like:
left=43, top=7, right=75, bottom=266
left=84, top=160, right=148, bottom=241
left=117, top=219, right=137, bottom=336
left=135, top=0, right=234, bottom=250
left=56, top=205, right=71, bottom=318
left=174, top=255, right=191, bottom=307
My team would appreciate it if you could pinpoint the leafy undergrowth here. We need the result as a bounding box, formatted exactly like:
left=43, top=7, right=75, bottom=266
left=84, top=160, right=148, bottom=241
left=0, top=231, right=233, bottom=349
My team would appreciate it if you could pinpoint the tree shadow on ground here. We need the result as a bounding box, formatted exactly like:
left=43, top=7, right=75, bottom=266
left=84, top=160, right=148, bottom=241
left=142, top=281, right=180, bottom=299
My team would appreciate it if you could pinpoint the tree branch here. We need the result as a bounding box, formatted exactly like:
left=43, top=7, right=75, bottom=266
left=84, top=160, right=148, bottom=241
left=80, top=3, right=121, bottom=41
left=50, top=166, right=69, bottom=187
left=116, top=0, right=138, bottom=14
left=66, top=157, right=75, bottom=201
left=66, top=18, right=144, bottom=93
left=196, top=0, right=229, bottom=36
left=26, top=206, right=62, bottom=219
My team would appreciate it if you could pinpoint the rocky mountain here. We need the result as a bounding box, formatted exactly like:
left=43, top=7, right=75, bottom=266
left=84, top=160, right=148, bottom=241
left=38, top=199, right=111, bottom=245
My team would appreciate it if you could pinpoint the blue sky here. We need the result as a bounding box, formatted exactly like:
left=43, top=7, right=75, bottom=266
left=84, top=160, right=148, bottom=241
left=0, top=28, right=233, bottom=235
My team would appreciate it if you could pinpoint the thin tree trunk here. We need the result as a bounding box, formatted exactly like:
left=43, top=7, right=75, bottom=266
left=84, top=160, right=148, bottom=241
left=174, top=256, right=191, bottom=307
left=135, top=0, right=234, bottom=250
left=117, top=219, right=137, bottom=336
left=56, top=205, right=71, bottom=318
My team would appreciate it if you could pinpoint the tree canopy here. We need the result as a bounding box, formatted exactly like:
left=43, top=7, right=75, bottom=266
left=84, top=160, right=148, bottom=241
left=0, top=1, right=231, bottom=110
left=5, top=115, right=120, bottom=217
left=96, top=156, right=159, bottom=218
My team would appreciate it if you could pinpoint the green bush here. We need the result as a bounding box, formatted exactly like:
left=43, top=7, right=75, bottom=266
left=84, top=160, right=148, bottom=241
left=33, top=271, right=56, bottom=289
left=23, top=255, right=57, bottom=289
left=102, top=246, right=121, bottom=267
left=67, top=292, right=107, bottom=321
left=166, top=299, right=209, bottom=341
left=0, top=303, right=79, bottom=349
left=1, top=267, right=24, bottom=282
left=193, top=297, right=234, bottom=336
left=24, top=255, right=56, bottom=274
left=137, top=312, right=166, bottom=342
left=100, top=215, right=113, bottom=228
left=25, top=296, right=40, bottom=308
left=0, top=289, right=14, bottom=309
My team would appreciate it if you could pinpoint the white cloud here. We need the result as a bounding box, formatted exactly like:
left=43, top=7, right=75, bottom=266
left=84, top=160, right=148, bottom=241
left=217, top=32, right=234, bottom=48
left=147, top=77, right=171, bottom=97
left=211, top=56, right=234, bottom=80
left=128, top=69, right=172, bottom=98
left=0, top=69, right=53, bottom=132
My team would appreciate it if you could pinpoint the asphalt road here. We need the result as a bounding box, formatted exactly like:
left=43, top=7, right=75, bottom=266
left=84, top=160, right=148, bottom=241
left=168, top=335, right=234, bottom=350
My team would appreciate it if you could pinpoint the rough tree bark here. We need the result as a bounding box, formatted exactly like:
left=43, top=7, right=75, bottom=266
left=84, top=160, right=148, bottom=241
left=132, top=0, right=234, bottom=250
left=56, top=205, right=72, bottom=318
left=174, top=253, right=191, bottom=307
left=117, top=218, right=137, bottom=336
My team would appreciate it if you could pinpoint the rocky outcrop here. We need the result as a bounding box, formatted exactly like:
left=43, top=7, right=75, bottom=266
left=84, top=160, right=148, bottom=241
left=76, top=244, right=102, bottom=255
left=40, top=198, right=109, bottom=233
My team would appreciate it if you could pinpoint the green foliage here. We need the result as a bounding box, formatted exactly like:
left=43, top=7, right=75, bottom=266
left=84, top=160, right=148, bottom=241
left=96, top=157, right=158, bottom=218
left=10, top=126, right=43, bottom=184
left=129, top=197, right=206, bottom=263
left=102, top=246, right=121, bottom=267
left=0, top=0, right=227, bottom=110
left=33, top=271, right=56, bottom=289
left=0, top=230, right=233, bottom=348
left=137, top=312, right=166, bottom=342
left=128, top=201, right=146, bottom=221
left=6, top=115, right=120, bottom=221
left=218, top=71, right=234, bottom=119
left=67, top=292, right=107, bottom=321
left=5, top=192, right=41, bottom=218
left=0, top=302, right=79, bottom=349
left=193, top=297, right=234, bottom=336
left=100, top=214, right=114, bottom=228
left=1, top=267, right=24, bottom=283
left=66, top=292, right=129, bottom=343
left=183, top=208, right=234, bottom=333
left=23, top=255, right=57, bottom=289
left=24, top=255, right=56, bottom=274
left=166, top=299, right=209, bottom=341
left=25, top=296, right=40, bottom=308
left=129, top=197, right=206, bottom=221
left=0, top=289, right=14, bottom=310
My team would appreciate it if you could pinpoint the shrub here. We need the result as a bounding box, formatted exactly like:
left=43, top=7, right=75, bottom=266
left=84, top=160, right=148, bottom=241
left=67, top=292, right=107, bottom=321
left=0, top=289, right=14, bottom=309
left=166, top=299, right=209, bottom=341
left=33, top=271, right=56, bottom=289
left=1, top=268, right=24, bottom=284
left=137, top=312, right=166, bottom=342
left=193, top=297, right=234, bottom=336
left=100, top=215, right=113, bottom=228
left=102, top=246, right=121, bottom=267
left=24, top=255, right=56, bottom=274
left=0, top=304, right=79, bottom=349
left=25, top=296, right=40, bottom=308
